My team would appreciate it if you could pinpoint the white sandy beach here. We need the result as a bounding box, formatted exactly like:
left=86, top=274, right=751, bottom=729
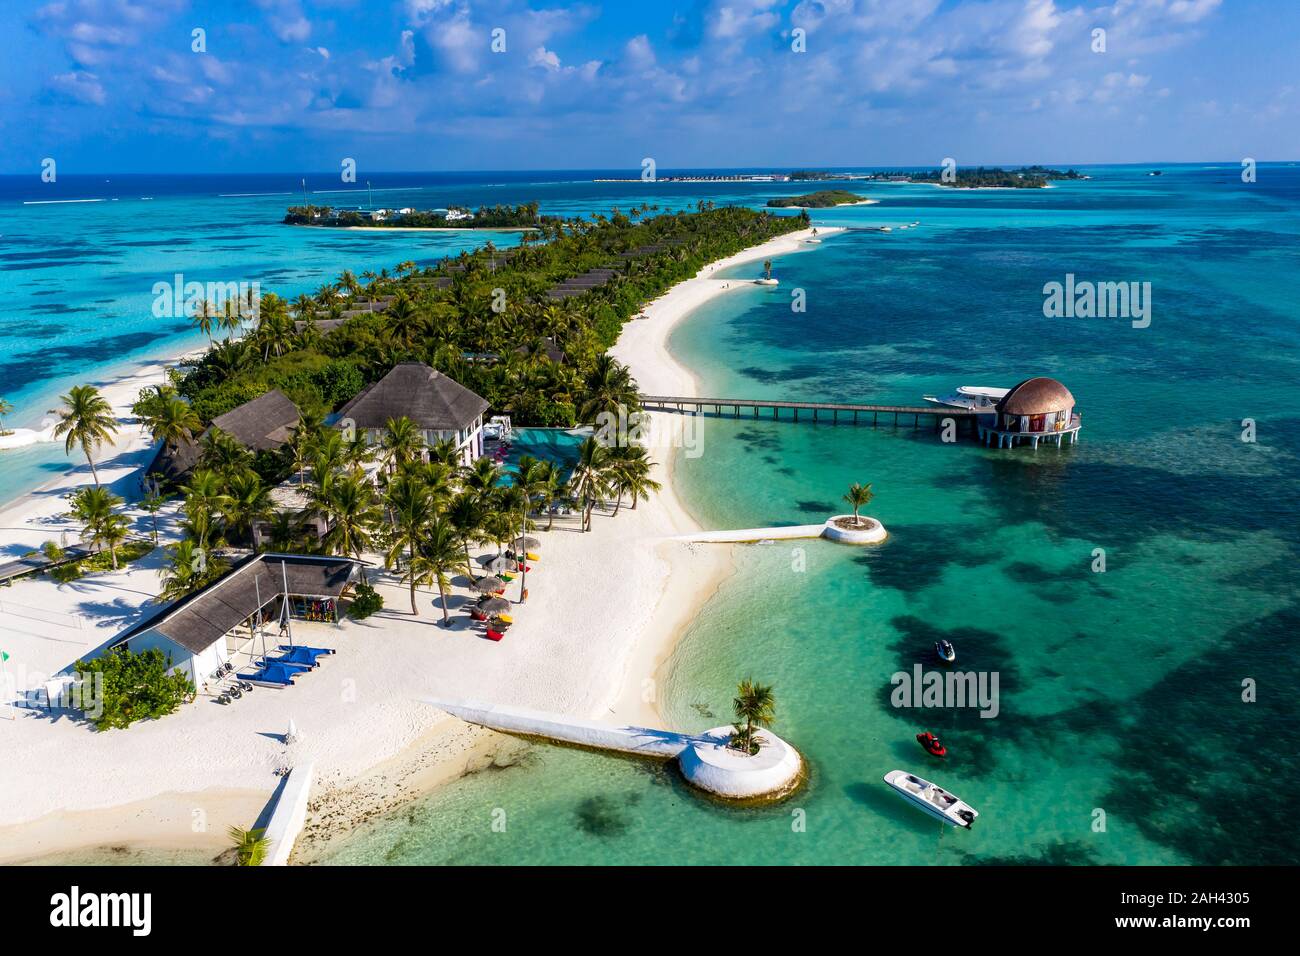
left=0, top=225, right=839, bottom=864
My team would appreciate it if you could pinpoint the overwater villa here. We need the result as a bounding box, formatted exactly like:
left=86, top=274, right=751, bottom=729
left=108, top=553, right=363, bottom=691
left=334, top=361, right=489, bottom=466
left=148, top=388, right=301, bottom=484
left=976, top=376, right=1081, bottom=448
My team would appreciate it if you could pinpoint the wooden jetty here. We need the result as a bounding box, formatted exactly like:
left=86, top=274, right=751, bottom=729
left=638, top=395, right=979, bottom=431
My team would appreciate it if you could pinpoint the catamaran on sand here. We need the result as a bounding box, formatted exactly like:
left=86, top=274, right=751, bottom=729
left=883, top=770, right=979, bottom=828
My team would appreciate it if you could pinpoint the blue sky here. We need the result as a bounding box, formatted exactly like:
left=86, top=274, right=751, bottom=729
left=1, top=0, right=1296, bottom=173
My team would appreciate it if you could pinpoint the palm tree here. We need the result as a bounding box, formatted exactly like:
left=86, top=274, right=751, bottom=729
left=53, top=385, right=118, bottom=487
left=141, top=488, right=166, bottom=544
left=843, top=482, right=874, bottom=527
left=158, top=538, right=226, bottom=601
left=218, top=299, right=243, bottom=342
left=731, top=679, right=776, bottom=755
left=608, top=445, right=661, bottom=514
left=508, top=457, right=544, bottom=600
left=763, top=258, right=773, bottom=280
left=533, top=460, right=565, bottom=531
left=199, top=427, right=251, bottom=477
left=0, top=397, right=12, bottom=433
left=144, top=396, right=201, bottom=454
left=286, top=411, right=323, bottom=484
left=380, top=416, right=424, bottom=475
left=321, top=474, right=381, bottom=580
left=191, top=299, right=215, bottom=348
left=578, top=354, right=639, bottom=424
left=71, top=486, right=131, bottom=570
left=428, top=437, right=461, bottom=467
left=418, top=517, right=463, bottom=626
left=219, top=469, right=273, bottom=547
left=569, top=436, right=610, bottom=532
left=227, top=826, right=271, bottom=866
left=385, top=476, right=434, bottom=614
left=446, top=492, right=486, bottom=577
left=461, top=456, right=502, bottom=500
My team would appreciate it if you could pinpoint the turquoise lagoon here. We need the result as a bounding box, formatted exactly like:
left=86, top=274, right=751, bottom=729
left=3, top=167, right=1297, bottom=864
left=313, top=167, right=1300, bottom=866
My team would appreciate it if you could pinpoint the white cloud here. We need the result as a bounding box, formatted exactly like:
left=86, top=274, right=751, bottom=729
left=48, top=70, right=106, bottom=104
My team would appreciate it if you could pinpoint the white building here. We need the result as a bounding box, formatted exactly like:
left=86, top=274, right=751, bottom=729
left=108, top=554, right=361, bottom=690
left=334, top=361, right=489, bottom=466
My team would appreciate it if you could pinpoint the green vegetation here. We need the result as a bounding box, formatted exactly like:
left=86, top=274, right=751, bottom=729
left=730, top=679, right=777, bottom=755
left=284, top=202, right=547, bottom=229
left=175, top=206, right=804, bottom=429
left=53, top=384, right=118, bottom=487
left=227, top=826, right=271, bottom=866
left=879, top=166, right=1085, bottom=188
left=0, top=396, right=12, bottom=435
left=73, top=646, right=194, bottom=730
left=843, top=482, right=875, bottom=526
left=347, top=581, right=384, bottom=619
left=767, top=189, right=863, bottom=208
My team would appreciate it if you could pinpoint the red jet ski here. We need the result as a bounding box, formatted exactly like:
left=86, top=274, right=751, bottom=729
left=916, top=732, right=947, bottom=757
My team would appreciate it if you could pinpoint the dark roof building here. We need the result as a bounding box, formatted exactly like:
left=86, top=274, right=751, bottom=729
left=111, top=553, right=361, bottom=688
left=337, top=362, right=488, bottom=433
left=978, top=376, right=1081, bottom=449
left=147, top=390, right=300, bottom=486
left=335, top=362, right=489, bottom=466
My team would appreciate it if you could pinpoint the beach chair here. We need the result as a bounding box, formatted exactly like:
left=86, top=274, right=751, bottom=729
left=486, top=628, right=505, bottom=642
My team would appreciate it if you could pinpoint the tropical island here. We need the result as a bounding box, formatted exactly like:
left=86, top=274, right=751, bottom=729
left=0, top=197, right=837, bottom=864
left=788, top=170, right=870, bottom=181
left=284, top=202, right=550, bottom=229
left=869, top=166, right=1086, bottom=188
left=767, top=189, right=869, bottom=208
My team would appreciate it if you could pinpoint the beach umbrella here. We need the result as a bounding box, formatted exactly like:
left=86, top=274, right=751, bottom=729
left=512, top=535, right=541, bottom=551
left=480, top=597, right=511, bottom=615
left=471, top=575, right=505, bottom=593
left=481, top=555, right=510, bottom=574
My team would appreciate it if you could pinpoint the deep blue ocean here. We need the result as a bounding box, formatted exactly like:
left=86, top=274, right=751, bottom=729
left=3, top=166, right=1298, bottom=865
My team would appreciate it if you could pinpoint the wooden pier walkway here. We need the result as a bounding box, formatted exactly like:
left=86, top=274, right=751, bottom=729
left=639, top=395, right=980, bottom=429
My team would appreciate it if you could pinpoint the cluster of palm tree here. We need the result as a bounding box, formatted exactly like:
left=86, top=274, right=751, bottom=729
left=569, top=436, right=661, bottom=532
left=0, top=396, right=13, bottom=434
left=175, top=205, right=804, bottom=433
left=69, top=486, right=132, bottom=570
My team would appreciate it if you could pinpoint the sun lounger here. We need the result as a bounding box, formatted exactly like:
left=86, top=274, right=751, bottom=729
left=486, top=628, right=505, bottom=641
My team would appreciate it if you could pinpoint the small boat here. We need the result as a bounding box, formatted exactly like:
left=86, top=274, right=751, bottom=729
left=878, top=226, right=892, bottom=232
left=935, top=640, right=956, bottom=663
left=910, top=221, right=920, bottom=227
left=916, top=732, right=947, bottom=757
left=883, top=770, right=978, bottom=828
left=923, top=385, right=1008, bottom=410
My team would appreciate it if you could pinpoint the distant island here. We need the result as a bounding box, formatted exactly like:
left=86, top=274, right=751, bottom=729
left=284, top=202, right=549, bottom=229
left=866, top=166, right=1086, bottom=188
left=788, top=170, right=869, bottom=182
left=767, top=190, right=869, bottom=208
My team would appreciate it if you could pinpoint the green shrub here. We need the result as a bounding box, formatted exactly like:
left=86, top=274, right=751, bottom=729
left=347, top=582, right=384, bottom=620
left=73, top=646, right=195, bottom=730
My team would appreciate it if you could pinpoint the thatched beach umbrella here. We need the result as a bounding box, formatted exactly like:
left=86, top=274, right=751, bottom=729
left=512, top=535, right=541, bottom=551
left=480, top=596, right=511, bottom=615
left=471, top=575, right=505, bottom=593
left=480, top=554, right=510, bottom=573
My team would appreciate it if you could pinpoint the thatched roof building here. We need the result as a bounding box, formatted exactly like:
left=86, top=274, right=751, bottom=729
left=146, top=389, right=301, bottom=486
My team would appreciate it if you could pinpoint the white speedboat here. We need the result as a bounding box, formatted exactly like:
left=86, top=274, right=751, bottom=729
left=883, top=770, right=979, bottom=828
left=922, top=385, right=1008, bottom=411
